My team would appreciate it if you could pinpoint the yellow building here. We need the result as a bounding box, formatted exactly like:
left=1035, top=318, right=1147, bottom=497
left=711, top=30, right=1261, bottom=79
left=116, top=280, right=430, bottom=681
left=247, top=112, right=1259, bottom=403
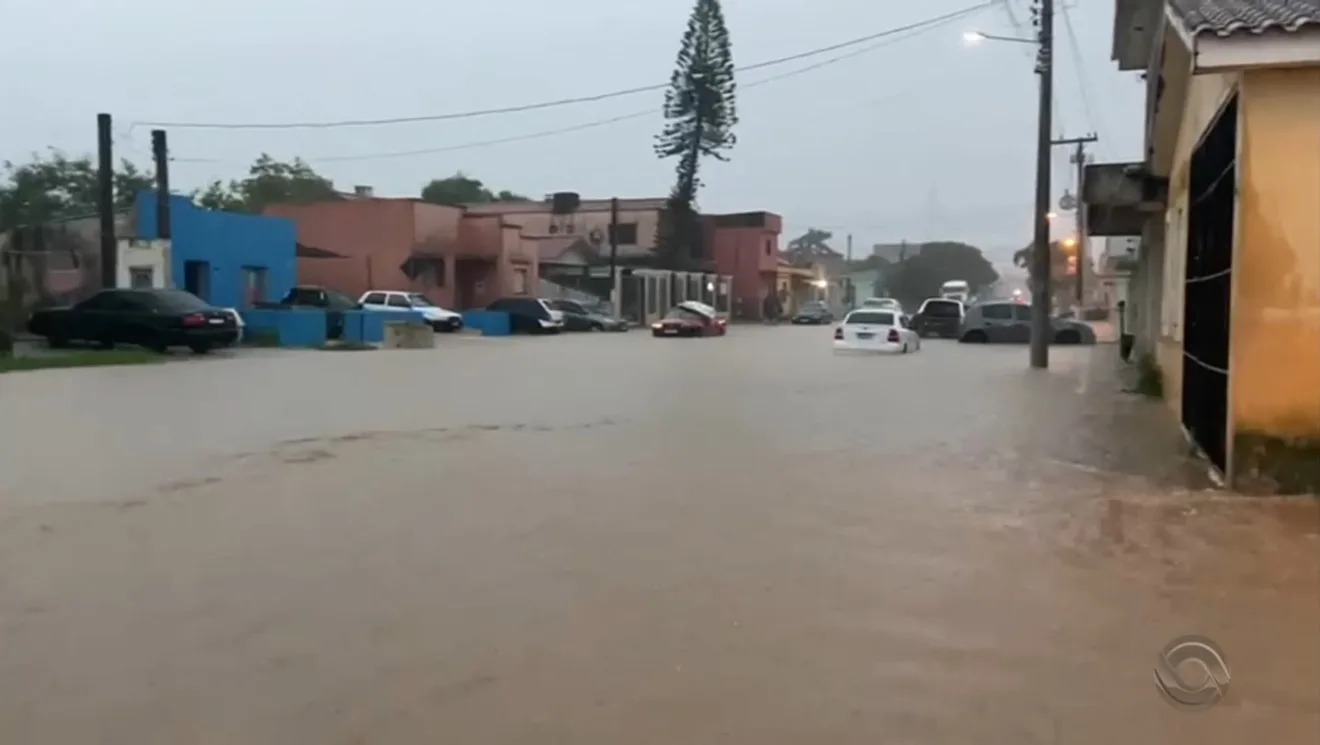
left=1091, top=0, right=1320, bottom=493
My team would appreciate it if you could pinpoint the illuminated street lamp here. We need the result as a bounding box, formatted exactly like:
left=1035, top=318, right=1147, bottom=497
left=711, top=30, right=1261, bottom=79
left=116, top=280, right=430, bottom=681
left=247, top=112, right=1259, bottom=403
left=1047, top=212, right=1058, bottom=220
left=961, top=30, right=1037, bottom=46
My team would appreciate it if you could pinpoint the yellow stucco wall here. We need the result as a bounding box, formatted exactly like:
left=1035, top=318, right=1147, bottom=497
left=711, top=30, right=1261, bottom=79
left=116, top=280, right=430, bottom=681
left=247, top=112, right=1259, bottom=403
left=1232, top=68, right=1320, bottom=443
left=1159, top=71, right=1240, bottom=419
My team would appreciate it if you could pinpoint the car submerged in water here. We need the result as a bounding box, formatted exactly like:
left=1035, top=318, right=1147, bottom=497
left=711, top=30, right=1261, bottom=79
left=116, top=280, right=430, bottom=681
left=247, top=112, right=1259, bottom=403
left=958, top=300, right=1096, bottom=344
left=651, top=301, right=728, bottom=337
left=791, top=301, right=833, bottom=325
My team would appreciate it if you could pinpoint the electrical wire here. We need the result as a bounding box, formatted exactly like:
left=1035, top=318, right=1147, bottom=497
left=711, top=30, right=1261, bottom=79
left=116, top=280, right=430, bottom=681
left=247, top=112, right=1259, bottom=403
left=1059, top=1, right=1109, bottom=152
left=165, top=10, right=984, bottom=165
left=127, top=1, right=998, bottom=131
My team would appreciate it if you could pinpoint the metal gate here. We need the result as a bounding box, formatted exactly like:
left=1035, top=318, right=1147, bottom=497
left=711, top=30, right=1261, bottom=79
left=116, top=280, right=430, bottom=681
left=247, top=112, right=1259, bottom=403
left=1180, top=93, right=1237, bottom=474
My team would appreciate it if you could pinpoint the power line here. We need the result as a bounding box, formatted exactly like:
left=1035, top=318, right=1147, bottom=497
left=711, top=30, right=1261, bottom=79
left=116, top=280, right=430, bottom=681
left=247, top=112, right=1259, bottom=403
left=1059, top=2, right=1109, bottom=153
left=166, top=12, right=982, bottom=166
left=128, top=1, right=997, bottom=131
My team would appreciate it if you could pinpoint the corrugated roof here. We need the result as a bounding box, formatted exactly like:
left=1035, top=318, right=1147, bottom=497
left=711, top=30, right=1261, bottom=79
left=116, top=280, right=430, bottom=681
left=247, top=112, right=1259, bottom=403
left=1170, top=0, right=1320, bottom=36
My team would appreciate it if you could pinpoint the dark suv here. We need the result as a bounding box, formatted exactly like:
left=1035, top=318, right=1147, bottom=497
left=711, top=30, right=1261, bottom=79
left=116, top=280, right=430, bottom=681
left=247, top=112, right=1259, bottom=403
left=910, top=298, right=965, bottom=338
left=486, top=297, right=565, bottom=334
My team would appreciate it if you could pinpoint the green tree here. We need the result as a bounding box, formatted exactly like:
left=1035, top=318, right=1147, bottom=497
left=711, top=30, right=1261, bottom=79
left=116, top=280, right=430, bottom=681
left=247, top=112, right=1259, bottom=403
left=786, top=228, right=834, bottom=253
left=1, top=150, right=153, bottom=228
left=191, top=154, right=337, bottom=213
left=419, top=173, right=529, bottom=206
left=882, top=241, right=999, bottom=306
left=654, top=0, right=737, bottom=268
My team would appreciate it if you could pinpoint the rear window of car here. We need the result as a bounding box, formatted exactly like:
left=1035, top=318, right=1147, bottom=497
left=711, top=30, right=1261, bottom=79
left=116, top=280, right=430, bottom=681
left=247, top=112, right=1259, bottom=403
left=845, top=311, right=894, bottom=325
left=665, top=306, right=705, bottom=320
left=145, top=290, right=211, bottom=313
left=920, top=300, right=962, bottom=317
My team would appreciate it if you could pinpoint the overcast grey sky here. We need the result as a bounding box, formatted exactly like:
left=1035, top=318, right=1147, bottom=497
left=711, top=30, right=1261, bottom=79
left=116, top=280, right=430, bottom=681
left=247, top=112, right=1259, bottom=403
left=1, top=0, right=1141, bottom=265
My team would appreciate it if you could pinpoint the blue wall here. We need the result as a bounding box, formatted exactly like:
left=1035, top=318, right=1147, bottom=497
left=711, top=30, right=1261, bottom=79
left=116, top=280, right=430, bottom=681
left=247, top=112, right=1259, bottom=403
left=135, top=192, right=297, bottom=309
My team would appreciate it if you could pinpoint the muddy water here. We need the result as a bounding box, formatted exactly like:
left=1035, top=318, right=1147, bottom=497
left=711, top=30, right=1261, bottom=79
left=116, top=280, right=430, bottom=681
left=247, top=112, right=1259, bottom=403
left=1, top=329, right=1317, bottom=744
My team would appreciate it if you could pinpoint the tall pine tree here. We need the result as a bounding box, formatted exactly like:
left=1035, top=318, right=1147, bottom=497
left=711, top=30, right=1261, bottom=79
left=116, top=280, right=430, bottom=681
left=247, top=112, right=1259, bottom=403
left=654, top=0, right=737, bottom=269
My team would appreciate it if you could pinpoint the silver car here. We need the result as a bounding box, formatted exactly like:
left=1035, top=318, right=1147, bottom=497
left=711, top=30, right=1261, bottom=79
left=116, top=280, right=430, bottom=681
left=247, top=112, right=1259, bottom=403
left=958, top=301, right=1096, bottom=344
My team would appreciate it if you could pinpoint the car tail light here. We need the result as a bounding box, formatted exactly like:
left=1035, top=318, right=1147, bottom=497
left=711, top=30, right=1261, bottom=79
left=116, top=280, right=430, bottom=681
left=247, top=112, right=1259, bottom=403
left=887, top=329, right=900, bottom=342
left=182, top=313, right=207, bottom=327
left=833, top=327, right=843, bottom=340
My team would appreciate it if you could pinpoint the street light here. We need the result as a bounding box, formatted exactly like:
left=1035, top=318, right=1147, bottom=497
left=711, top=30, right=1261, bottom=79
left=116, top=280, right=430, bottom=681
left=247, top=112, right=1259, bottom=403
left=963, top=8, right=1055, bottom=369
left=1047, top=212, right=1058, bottom=220
left=961, top=30, right=1037, bottom=45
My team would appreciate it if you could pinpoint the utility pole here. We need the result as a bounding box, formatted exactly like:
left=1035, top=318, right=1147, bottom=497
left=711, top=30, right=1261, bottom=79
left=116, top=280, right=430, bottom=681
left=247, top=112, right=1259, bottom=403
left=1028, top=0, right=1055, bottom=369
left=96, top=113, right=116, bottom=289
left=607, top=197, right=620, bottom=313
left=845, top=233, right=853, bottom=311
left=151, top=130, right=171, bottom=240
left=1049, top=134, right=1098, bottom=307
left=1056, top=134, right=1098, bottom=304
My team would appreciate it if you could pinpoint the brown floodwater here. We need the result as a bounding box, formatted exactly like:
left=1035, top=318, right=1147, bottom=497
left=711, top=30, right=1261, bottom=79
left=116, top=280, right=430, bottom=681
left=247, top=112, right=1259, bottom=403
left=2, top=329, right=1316, bottom=744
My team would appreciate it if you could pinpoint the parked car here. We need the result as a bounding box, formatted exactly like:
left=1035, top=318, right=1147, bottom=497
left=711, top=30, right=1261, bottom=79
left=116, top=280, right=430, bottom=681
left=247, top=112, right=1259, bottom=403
left=861, top=297, right=903, bottom=312
left=27, top=288, right=239, bottom=354
left=358, top=290, right=463, bottom=332
left=791, top=301, right=834, bottom=325
left=651, top=301, right=728, bottom=337
left=832, top=308, right=920, bottom=354
left=910, top=298, right=965, bottom=338
left=958, top=301, right=1096, bottom=344
left=545, top=298, right=628, bottom=331
left=486, top=297, right=564, bottom=334
left=272, top=285, right=360, bottom=340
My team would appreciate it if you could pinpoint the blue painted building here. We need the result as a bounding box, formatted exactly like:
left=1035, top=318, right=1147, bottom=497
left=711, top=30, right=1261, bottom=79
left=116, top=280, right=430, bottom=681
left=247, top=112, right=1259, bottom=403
left=135, top=193, right=297, bottom=309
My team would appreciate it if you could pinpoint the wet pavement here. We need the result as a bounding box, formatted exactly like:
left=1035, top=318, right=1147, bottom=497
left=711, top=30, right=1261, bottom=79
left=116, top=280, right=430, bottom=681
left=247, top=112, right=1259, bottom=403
left=1, top=327, right=1317, bottom=744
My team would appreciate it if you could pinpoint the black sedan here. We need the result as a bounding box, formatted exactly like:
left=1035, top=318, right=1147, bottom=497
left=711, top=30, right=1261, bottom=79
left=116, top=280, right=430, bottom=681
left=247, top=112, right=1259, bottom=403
left=546, top=298, right=629, bottom=331
left=791, top=302, right=834, bottom=324
left=27, top=288, right=239, bottom=354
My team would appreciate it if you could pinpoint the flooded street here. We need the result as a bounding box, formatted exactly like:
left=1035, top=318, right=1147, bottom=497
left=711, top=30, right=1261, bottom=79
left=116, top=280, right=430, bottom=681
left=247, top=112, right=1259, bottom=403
left=1, top=326, right=1317, bottom=744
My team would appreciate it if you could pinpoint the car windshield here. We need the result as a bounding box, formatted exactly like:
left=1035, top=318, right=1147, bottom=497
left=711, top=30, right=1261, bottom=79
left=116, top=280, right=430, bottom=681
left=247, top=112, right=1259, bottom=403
left=665, top=306, right=706, bottom=321
left=149, top=290, right=211, bottom=313
left=407, top=294, right=434, bottom=308
left=548, top=300, right=583, bottom=313
left=921, top=300, right=961, bottom=317
left=845, top=311, right=894, bottom=325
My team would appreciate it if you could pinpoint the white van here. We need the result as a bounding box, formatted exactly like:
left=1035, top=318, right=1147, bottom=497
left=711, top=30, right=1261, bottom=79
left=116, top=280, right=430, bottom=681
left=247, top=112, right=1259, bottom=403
left=939, top=280, right=970, bottom=303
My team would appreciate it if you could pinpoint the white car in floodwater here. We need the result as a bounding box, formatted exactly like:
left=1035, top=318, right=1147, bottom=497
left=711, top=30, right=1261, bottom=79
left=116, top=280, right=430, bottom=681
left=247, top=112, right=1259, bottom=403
left=832, top=308, right=921, bottom=354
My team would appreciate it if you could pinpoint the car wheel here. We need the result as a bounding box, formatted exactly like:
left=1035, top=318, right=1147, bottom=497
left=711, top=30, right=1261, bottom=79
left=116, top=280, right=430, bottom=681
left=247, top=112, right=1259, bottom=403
left=591, top=322, right=604, bottom=331
left=1055, top=329, right=1081, bottom=344
left=961, top=330, right=988, bottom=343
left=188, top=342, right=212, bottom=354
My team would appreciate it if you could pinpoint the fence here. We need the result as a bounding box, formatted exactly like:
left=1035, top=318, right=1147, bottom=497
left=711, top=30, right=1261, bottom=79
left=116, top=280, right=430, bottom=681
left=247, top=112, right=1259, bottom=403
left=618, top=269, right=731, bottom=325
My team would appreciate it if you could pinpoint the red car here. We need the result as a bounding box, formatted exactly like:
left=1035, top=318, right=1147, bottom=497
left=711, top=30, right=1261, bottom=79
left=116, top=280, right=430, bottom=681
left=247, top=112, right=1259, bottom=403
left=651, top=301, right=728, bottom=337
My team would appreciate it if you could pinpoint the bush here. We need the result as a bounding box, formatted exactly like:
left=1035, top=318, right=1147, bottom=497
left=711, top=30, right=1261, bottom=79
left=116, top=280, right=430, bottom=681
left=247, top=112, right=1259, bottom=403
left=1133, top=353, right=1163, bottom=398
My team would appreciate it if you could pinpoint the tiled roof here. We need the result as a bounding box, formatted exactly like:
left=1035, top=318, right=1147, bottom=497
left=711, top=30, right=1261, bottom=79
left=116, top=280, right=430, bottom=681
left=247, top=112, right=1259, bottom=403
left=1170, top=0, right=1320, bottom=36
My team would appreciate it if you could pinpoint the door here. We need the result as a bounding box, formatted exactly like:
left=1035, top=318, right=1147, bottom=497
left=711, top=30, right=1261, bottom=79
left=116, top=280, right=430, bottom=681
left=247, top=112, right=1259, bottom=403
left=978, top=303, right=1017, bottom=342
left=183, top=261, right=210, bottom=301
left=386, top=293, right=413, bottom=314
left=1009, top=303, right=1034, bottom=343
left=360, top=292, right=388, bottom=311
left=241, top=266, right=268, bottom=306
left=109, top=292, right=159, bottom=346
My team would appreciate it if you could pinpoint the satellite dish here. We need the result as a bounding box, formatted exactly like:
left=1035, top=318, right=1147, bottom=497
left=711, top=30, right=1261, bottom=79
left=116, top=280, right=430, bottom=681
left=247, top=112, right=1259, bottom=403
left=1058, top=191, right=1077, bottom=211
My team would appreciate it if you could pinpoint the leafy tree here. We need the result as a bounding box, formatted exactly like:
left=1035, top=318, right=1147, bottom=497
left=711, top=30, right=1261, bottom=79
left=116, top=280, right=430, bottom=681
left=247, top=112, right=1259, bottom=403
left=191, top=154, right=337, bottom=213
left=786, top=228, right=835, bottom=253
left=654, top=0, right=738, bottom=268
left=880, top=241, right=999, bottom=307
left=419, top=173, right=529, bottom=206
left=1, top=150, right=153, bottom=228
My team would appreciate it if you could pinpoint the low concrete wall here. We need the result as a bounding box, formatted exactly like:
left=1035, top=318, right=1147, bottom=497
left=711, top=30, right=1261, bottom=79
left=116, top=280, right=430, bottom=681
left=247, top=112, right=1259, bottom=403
left=383, top=322, right=434, bottom=349
left=239, top=308, right=328, bottom=347
left=460, top=310, right=511, bottom=336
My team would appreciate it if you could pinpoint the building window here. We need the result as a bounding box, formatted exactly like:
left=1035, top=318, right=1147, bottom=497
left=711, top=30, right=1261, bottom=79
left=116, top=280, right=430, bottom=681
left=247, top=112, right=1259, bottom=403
left=241, top=266, right=268, bottom=306
left=765, top=238, right=773, bottom=256
left=128, top=266, right=154, bottom=288
left=609, top=222, right=639, bottom=245
left=512, top=267, right=528, bottom=295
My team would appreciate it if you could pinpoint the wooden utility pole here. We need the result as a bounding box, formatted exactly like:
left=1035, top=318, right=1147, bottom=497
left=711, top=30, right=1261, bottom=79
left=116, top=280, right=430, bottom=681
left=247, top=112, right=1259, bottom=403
left=1028, top=0, right=1054, bottom=369
left=96, top=113, right=116, bottom=288
left=607, top=197, right=620, bottom=314
left=1060, top=134, right=1098, bottom=304
left=151, top=130, right=171, bottom=240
